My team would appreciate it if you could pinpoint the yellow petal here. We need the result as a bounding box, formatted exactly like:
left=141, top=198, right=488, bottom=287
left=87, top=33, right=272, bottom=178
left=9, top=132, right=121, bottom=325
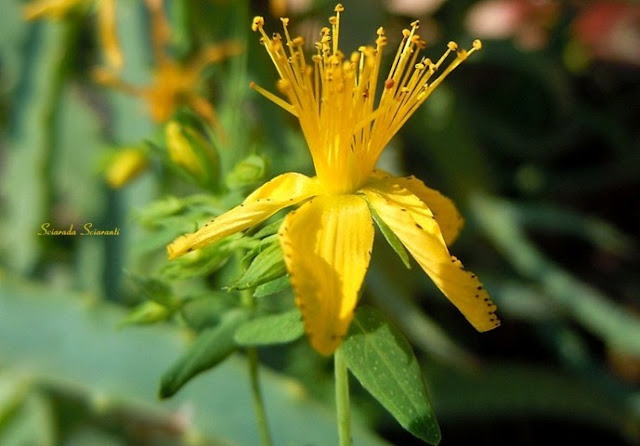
left=370, top=170, right=464, bottom=245
left=363, top=183, right=499, bottom=332
left=167, top=173, right=321, bottom=259
left=279, top=195, right=374, bottom=355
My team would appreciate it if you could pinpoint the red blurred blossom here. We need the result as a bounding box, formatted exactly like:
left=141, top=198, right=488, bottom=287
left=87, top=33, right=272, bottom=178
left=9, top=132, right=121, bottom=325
left=385, top=0, right=446, bottom=16
left=572, top=1, right=640, bottom=66
left=465, top=0, right=559, bottom=50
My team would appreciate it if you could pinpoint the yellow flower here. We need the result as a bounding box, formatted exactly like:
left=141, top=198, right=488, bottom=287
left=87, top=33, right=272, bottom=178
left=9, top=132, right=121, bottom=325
left=167, top=4, right=499, bottom=355
left=105, top=147, right=149, bottom=188
left=24, top=0, right=123, bottom=71
left=93, top=0, right=241, bottom=132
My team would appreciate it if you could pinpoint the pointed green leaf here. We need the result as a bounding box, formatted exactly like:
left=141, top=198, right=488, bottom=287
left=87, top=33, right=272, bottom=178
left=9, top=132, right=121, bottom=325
left=234, top=309, right=304, bottom=346
left=225, top=154, right=267, bottom=190
left=159, top=309, right=247, bottom=399
left=179, top=293, right=239, bottom=331
left=232, top=240, right=287, bottom=290
left=254, top=276, right=290, bottom=298
left=369, top=205, right=412, bottom=269
left=118, top=301, right=171, bottom=327
left=160, top=240, right=235, bottom=280
left=343, top=306, right=440, bottom=445
left=252, top=217, right=285, bottom=239
left=126, top=274, right=174, bottom=308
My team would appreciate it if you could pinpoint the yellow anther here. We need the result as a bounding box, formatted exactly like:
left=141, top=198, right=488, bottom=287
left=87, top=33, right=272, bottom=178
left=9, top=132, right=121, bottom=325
left=329, top=54, right=341, bottom=65
left=334, top=3, right=344, bottom=12
left=402, top=29, right=411, bottom=38
left=329, top=16, right=337, bottom=26
left=472, top=39, right=482, bottom=50
left=277, top=78, right=292, bottom=92
left=321, top=27, right=330, bottom=36
left=410, top=20, right=420, bottom=28
left=292, top=36, right=305, bottom=46
left=377, top=27, right=385, bottom=36
left=415, top=62, right=425, bottom=70
left=281, top=17, right=290, bottom=26
left=251, top=16, right=264, bottom=32
left=447, top=41, right=458, bottom=51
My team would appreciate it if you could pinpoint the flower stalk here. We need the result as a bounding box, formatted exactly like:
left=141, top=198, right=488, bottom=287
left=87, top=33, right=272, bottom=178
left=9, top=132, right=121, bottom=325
left=248, top=346, right=273, bottom=446
left=334, top=346, right=352, bottom=446
left=240, top=285, right=273, bottom=446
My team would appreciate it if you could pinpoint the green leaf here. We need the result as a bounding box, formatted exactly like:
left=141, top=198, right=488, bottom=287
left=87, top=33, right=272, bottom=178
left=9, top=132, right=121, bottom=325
left=160, top=240, right=236, bottom=280
left=369, top=205, right=412, bottom=269
left=225, top=154, right=267, bottom=190
left=0, top=373, right=30, bottom=425
left=118, top=301, right=171, bottom=327
left=159, top=309, right=248, bottom=399
left=126, top=274, right=174, bottom=308
left=179, top=292, right=239, bottom=331
left=254, top=276, right=290, bottom=298
left=0, top=392, right=55, bottom=446
left=234, top=309, right=304, bottom=346
left=232, top=240, right=287, bottom=290
left=343, top=306, right=441, bottom=445
left=252, top=217, right=284, bottom=239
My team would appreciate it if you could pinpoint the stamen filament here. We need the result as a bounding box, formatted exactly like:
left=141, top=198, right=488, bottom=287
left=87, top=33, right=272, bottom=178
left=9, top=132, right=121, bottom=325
left=250, top=82, right=298, bottom=116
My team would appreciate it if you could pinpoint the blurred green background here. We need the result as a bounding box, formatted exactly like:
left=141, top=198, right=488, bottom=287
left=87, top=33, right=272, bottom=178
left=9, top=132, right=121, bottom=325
left=1, top=0, right=639, bottom=445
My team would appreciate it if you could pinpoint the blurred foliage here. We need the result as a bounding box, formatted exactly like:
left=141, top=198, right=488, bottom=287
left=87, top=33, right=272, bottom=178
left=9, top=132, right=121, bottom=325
left=1, top=0, right=639, bottom=445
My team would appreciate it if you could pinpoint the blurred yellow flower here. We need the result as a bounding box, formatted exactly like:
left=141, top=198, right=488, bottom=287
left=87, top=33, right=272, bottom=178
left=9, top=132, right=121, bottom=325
left=104, top=147, right=149, bottom=188
left=24, top=0, right=123, bottom=71
left=93, top=0, right=241, bottom=132
left=168, top=4, right=499, bottom=355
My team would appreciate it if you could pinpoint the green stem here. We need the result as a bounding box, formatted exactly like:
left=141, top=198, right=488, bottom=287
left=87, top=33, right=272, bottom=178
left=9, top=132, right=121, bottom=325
left=248, top=347, right=273, bottom=446
left=335, top=346, right=352, bottom=446
left=240, top=287, right=272, bottom=446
